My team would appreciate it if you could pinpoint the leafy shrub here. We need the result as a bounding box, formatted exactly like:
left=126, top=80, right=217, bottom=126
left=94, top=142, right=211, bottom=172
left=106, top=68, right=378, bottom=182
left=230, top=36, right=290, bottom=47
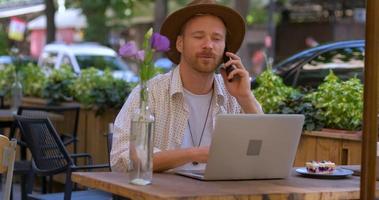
left=306, top=71, right=363, bottom=130
left=277, top=91, right=324, bottom=131
left=0, top=65, right=16, bottom=97
left=19, top=63, right=47, bottom=97
left=254, top=70, right=298, bottom=113
left=71, top=68, right=131, bottom=114
left=42, top=65, right=76, bottom=104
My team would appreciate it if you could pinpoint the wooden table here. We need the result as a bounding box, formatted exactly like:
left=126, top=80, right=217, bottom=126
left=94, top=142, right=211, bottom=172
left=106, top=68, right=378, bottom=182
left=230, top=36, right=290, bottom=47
left=0, top=109, right=65, bottom=122
left=0, top=110, right=14, bottom=122
left=72, top=168, right=378, bottom=200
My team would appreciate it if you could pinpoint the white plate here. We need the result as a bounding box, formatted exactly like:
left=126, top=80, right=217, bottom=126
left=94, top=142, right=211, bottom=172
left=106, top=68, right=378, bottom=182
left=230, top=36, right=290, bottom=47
left=296, top=167, right=353, bottom=179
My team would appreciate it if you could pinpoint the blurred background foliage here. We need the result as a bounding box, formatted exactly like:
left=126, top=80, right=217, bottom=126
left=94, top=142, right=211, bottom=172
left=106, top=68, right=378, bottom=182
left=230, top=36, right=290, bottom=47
left=62, top=0, right=281, bottom=45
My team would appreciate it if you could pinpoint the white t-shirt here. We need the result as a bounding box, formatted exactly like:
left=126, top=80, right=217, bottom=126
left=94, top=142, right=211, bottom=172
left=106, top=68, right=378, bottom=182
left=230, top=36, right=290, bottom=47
left=176, top=88, right=214, bottom=170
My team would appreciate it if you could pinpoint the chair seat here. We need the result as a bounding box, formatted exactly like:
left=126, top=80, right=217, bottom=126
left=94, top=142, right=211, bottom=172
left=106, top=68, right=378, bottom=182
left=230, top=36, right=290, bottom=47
left=28, top=189, right=112, bottom=200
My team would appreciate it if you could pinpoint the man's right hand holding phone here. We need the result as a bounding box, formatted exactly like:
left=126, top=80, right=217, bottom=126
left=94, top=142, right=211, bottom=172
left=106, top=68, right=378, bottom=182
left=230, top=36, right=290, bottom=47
left=220, top=52, right=263, bottom=114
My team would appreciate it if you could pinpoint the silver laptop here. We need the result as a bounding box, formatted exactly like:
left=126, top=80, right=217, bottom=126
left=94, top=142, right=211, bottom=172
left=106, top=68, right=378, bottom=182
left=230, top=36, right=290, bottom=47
left=176, top=114, right=305, bottom=180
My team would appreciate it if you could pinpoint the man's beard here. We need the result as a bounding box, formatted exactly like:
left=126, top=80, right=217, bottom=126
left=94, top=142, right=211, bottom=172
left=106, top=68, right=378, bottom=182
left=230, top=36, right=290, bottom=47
left=192, top=55, right=223, bottom=74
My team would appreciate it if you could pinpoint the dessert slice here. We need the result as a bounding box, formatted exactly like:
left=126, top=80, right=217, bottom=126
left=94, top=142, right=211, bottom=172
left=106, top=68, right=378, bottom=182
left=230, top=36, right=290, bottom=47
left=305, top=160, right=336, bottom=174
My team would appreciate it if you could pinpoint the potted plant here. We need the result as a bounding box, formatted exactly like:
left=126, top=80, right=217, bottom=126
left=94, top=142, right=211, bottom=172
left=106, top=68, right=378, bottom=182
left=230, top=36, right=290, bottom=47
left=306, top=71, right=363, bottom=132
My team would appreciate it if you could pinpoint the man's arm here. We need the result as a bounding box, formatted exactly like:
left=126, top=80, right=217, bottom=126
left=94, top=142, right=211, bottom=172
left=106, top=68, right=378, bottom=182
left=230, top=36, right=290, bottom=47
left=153, top=147, right=208, bottom=172
left=235, top=93, right=263, bottom=114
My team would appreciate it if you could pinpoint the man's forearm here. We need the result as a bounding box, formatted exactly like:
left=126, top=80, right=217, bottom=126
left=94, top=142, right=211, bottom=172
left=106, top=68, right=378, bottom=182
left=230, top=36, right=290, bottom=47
left=237, top=93, right=263, bottom=114
left=153, top=146, right=208, bottom=172
left=153, top=148, right=192, bottom=172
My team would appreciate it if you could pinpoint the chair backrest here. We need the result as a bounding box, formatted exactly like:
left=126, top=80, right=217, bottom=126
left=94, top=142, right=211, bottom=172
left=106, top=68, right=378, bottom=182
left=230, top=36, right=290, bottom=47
left=10, top=104, right=81, bottom=156
left=17, top=105, right=80, bottom=138
left=0, top=135, right=17, bottom=200
left=14, top=116, right=74, bottom=176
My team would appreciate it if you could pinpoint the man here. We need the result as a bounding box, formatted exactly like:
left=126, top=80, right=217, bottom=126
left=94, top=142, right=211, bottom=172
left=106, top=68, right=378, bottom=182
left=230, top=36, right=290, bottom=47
left=111, top=0, right=263, bottom=173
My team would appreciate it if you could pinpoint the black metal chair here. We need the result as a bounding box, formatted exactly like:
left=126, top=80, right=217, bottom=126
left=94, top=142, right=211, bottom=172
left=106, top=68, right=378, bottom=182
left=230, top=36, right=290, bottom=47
left=14, top=116, right=111, bottom=200
left=9, top=105, right=88, bottom=197
left=15, top=105, right=81, bottom=154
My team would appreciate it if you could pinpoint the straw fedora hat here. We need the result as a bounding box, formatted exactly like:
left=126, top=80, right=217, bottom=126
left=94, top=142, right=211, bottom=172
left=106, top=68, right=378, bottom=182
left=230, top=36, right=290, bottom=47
left=160, top=0, right=246, bottom=64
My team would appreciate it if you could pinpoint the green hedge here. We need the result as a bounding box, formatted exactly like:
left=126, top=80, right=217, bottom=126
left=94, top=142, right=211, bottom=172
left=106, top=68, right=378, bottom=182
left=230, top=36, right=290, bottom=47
left=0, top=64, right=133, bottom=114
left=253, top=70, right=363, bottom=131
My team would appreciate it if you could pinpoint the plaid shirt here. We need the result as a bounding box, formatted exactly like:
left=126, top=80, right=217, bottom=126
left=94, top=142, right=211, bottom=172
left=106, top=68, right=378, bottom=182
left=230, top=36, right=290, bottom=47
left=111, top=66, right=246, bottom=172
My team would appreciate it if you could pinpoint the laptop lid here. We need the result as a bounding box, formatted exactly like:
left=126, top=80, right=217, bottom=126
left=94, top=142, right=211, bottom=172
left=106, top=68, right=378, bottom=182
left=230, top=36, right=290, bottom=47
left=177, top=114, right=304, bottom=180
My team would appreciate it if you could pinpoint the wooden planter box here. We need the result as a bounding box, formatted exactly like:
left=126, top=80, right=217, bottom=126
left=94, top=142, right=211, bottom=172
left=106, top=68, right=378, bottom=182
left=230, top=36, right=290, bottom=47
left=294, top=129, right=362, bottom=167
left=79, top=108, right=118, bottom=164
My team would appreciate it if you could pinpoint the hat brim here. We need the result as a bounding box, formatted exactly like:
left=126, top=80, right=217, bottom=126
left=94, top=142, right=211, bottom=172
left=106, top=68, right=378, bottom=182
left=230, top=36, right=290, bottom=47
left=160, top=4, right=246, bottom=65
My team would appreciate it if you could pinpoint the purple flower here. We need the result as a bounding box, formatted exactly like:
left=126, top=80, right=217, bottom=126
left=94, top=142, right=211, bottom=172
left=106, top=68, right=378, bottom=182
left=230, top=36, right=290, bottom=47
left=151, top=33, right=170, bottom=52
left=135, top=50, right=145, bottom=62
left=119, top=41, right=138, bottom=58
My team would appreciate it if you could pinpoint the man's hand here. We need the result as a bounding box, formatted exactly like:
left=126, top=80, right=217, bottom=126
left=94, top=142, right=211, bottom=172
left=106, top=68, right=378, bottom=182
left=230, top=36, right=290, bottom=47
left=153, top=146, right=209, bottom=172
left=220, top=52, right=263, bottom=114
left=191, top=146, right=209, bottom=164
left=220, top=52, right=251, bottom=98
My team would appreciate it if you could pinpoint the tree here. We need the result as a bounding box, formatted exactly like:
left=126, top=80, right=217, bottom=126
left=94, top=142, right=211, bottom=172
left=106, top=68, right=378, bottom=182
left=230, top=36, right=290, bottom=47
left=70, top=0, right=154, bottom=45
left=153, top=0, right=168, bottom=32
left=233, top=0, right=250, bottom=70
left=45, top=0, right=56, bottom=44
left=80, top=1, right=109, bottom=44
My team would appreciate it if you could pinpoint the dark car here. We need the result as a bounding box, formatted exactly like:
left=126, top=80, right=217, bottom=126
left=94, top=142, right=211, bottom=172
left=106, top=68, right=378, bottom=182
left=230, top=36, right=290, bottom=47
left=257, top=40, right=365, bottom=88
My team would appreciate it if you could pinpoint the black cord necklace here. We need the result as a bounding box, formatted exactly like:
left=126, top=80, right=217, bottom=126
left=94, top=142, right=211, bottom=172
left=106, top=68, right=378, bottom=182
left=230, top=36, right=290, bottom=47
left=187, top=89, right=214, bottom=165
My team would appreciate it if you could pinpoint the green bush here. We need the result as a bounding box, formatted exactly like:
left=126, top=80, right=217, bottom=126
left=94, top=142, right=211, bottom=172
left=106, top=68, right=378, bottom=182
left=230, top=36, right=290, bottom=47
left=306, top=71, right=363, bottom=130
left=254, top=70, right=298, bottom=113
left=277, top=91, right=325, bottom=131
left=42, top=65, right=76, bottom=104
left=19, top=63, right=47, bottom=97
left=254, top=70, right=363, bottom=131
left=0, top=65, right=16, bottom=97
left=71, top=68, right=132, bottom=114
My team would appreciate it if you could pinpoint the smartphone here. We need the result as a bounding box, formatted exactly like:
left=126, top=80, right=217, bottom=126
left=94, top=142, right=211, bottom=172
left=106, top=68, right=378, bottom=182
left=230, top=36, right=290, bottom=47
left=223, top=48, right=236, bottom=81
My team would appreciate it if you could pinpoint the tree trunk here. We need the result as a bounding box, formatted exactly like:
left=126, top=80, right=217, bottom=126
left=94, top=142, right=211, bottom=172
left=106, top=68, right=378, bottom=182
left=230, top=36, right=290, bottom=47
left=233, top=0, right=250, bottom=72
left=45, top=0, right=56, bottom=44
left=81, top=2, right=108, bottom=45
left=153, top=0, right=168, bottom=32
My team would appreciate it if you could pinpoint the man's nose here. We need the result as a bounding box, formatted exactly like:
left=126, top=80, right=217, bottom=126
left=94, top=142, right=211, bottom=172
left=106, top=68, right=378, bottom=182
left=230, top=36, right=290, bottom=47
left=202, top=38, right=214, bottom=49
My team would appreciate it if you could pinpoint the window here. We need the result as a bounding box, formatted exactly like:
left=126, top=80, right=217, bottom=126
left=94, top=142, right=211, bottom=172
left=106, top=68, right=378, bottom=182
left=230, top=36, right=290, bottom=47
left=295, top=47, right=364, bottom=87
left=39, top=52, right=58, bottom=73
left=75, top=55, right=129, bottom=71
left=61, top=55, right=74, bottom=69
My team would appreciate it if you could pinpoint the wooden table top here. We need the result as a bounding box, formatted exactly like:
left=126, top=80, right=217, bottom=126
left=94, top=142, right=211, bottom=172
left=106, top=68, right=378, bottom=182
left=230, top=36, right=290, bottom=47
left=0, top=109, right=65, bottom=122
left=0, top=109, right=14, bottom=121
left=72, top=167, right=377, bottom=200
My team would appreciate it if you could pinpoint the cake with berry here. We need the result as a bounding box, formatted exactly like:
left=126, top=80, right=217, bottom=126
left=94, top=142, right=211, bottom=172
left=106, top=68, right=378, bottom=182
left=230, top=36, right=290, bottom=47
left=305, top=160, right=336, bottom=174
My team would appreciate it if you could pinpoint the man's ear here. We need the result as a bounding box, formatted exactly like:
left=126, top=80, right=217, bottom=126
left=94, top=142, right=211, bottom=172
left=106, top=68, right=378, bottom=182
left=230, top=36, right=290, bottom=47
left=176, top=35, right=183, bottom=53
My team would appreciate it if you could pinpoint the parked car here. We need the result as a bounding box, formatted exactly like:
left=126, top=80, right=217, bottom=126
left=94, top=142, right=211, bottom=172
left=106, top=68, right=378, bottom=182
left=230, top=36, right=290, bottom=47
left=154, top=57, right=173, bottom=73
left=38, top=43, right=138, bottom=82
left=254, top=40, right=364, bottom=88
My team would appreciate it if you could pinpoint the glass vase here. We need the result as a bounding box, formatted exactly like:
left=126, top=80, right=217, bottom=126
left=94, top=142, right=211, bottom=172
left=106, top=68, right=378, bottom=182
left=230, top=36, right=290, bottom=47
left=129, top=82, right=155, bottom=185
left=11, top=72, right=23, bottom=114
